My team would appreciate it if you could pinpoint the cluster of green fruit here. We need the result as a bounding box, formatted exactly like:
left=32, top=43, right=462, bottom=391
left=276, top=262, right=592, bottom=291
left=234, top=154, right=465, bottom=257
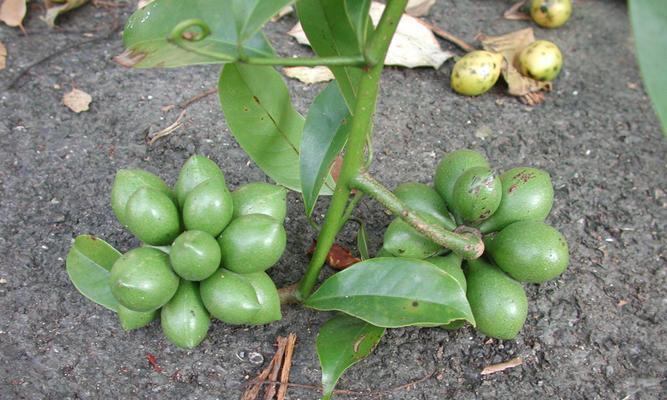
left=379, top=149, right=569, bottom=339
left=108, top=155, right=287, bottom=348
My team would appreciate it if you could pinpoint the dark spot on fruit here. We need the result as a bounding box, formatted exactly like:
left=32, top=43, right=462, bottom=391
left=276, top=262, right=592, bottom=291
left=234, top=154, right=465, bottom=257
left=190, top=310, right=196, bottom=317
left=508, top=183, right=519, bottom=193
left=243, top=106, right=249, bottom=112
left=470, top=69, right=477, bottom=75
left=412, top=301, right=419, bottom=307
left=252, top=95, right=260, bottom=104
left=553, top=66, right=558, bottom=71
left=397, top=249, right=405, bottom=254
left=493, top=63, right=497, bottom=68
left=541, top=51, right=547, bottom=56
left=540, top=5, right=548, bottom=13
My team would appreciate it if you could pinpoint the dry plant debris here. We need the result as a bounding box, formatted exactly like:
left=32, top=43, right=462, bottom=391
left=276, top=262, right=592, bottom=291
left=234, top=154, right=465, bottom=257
left=63, top=88, right=92, bottom=113
left=0, top=41, right=6, bottom=70
left=282, top=66, right=334, bottom=84
left=406, top=0, right=436, bottom=17
left=503, top=0, right=530, bottom=21
left=242, top=333, right=298, bottom=400
left=42, top=0, right=89, bottom=27
left=480, top=357, right=523, bottom=375
left=0, top=0, right=27, bottom=28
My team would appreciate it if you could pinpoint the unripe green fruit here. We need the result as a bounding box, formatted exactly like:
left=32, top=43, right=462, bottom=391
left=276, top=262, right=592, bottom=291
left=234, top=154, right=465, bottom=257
left=110, top=169, right=175, bottom=227
left=465, top=259, right=527, bottom=340
left=125, top=188, right=181, bottom=245
left=183, top=178, right=233, bottom=237
left=175, top=155, right=226, bottom=207
left=427, top=253, right=466, bottom=292
left=170, top=231, right=221, bottom=281
left=110, top=247, right=179, bottom=312
left=451, top=166, right=502, bottom=224
left=200, top=269, right=261, bottom=324
left=451, top=51, right=504, bottom=96
left=434, top=149, right=490, bottom=208
left=375, top=247, right=393, bottom=258
left=394, top=182, right=456, bottom=230
left=383, top=213, right=442, bottom=259
left=231, top=183, right=287, bottom=222
left=218, top=214, right=286, bottom=274
left=117, top=305, right=158, bottom=331
left=485, top=221, right=569, bottom=283
left=161, top=280, right=211, bottom=348
left=517, top=40, right=563, bottom=82
left=478, top=167, right=554, bottom=233
left=530, top=0, right=572, bottom=29
left=243, top=272, right=282, bottom=325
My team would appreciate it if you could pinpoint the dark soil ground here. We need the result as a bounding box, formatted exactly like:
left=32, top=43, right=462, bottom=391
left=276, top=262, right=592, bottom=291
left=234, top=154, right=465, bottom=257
left=1, top=1, right=665, bottom=399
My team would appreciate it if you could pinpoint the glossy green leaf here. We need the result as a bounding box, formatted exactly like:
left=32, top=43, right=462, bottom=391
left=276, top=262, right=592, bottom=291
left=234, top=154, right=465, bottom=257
left=220, top=63, right=330, bottom=192
left=296, top=0, right=364, bottom=110
left=66, top=235, right=121, bottom=312
left=120, top=0, right=275, bottom=68
left=306, top=258, right=475, bottom=328
left=317, top=314, right=385, bottom=400
left=629, top=0, right=667, bottom=135
left=356, top=222, right=369, bottom=260
left=345, top=0, right=372, bottom=51
left=300, top=83, right=351, bottom=215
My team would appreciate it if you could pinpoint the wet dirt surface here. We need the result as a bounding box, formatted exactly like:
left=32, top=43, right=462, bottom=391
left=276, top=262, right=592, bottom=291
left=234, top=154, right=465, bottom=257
left=0, top=1, right=665, bottom=399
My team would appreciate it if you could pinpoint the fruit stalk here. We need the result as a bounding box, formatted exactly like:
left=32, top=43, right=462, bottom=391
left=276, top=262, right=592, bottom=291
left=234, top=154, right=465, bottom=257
left=297, top=0, right=409, bottom=301
left=350, top=171, right=484, bottom=260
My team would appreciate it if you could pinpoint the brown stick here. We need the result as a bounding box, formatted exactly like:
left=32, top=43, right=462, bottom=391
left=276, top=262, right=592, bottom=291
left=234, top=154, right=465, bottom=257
left=277, top=334, right=298, bottom=400
left=263, top=337, right=288, bottom=400
left=146, top=109, right=187, bottom=145
left=419, top=20, right=476, bottom=53
left=503, top=1, right=530, bottom=21
left=178, top=87, right=217, bottom=109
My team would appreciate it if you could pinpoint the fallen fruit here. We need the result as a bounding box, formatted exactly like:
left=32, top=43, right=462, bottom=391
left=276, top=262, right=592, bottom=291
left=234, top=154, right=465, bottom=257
left=530, top=0, right=572, bottom=29
left=517, top=40, right=563, bottom=82
left=451, top=50, right=504, bottom=96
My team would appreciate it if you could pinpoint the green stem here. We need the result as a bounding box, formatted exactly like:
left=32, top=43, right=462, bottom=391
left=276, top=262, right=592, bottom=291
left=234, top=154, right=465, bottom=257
left=297, top=0, right=409, bottom=300
left=350, top=171, right=484, bottom=260
left=241, top=55, right=366, bottom=67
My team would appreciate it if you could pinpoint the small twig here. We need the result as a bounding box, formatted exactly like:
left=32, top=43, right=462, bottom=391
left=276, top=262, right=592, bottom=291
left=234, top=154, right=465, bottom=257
left=145, top=109, right=187, bottom=145
left=242, top=338, right=284, bottom=400
left=263, top=337, right=288, bottom=400
left=178, top=87, right=217, bottom=109
left=277, top=334, right=297, bottom=400
left=7, top=20, right=121, bottom=90
left=481, top=357, right=523, bottom=375
left=277, top=283, right=301, bottom=305
left=503, top=1, right=530, bottom=21
left=420, top=20, right=476, bottom=53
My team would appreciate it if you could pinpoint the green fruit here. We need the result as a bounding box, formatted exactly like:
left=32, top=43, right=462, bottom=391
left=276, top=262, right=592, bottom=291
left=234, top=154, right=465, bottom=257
left=200, top=269, right=261, bottom=324
left=434, top=149, right=490, bottom=209
left=530, top=0, right=571, bottom=29
left=161, top=280, right=211, bottom=348
left=231, top=183, right=287, bottom=222
left=183, top=178, right=233, bottom=237
left=175, top=155, right=225, bottom=207
left=451, top=51, right=504, bottom=96
left=485, top=221, right=569, bottom=283
left=394, top=182, right=456, bottom=230
left=117, top=305, right=158, bottom=331
left=427, top=253, right=466, bottom=292
left=478, top=167, right=554, bottom=233
left=170, top=231, right=221, bottom=281
left=517, top=40, right=563, bottom=82
left=383, top=213, right=442, bottom=259
left=110, top=169, right=175, bottom=227
left=110, top=247, right=179, bottom=312
left=125, top=188, right=181, bottom=245
left=218, top=214, right=286, bottom=273
left=450, top=166, right=502, bottom=224
left=243, top=272, right=281, bottom=325
left=465, top=259, right=528, bottom=340
left=375, top=247, right=394, bottom=258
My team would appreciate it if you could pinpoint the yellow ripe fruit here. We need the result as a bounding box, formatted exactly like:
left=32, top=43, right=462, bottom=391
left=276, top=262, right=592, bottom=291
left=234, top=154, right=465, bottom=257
left=517, top=40, right=563, bottom=82
left=450, top=51, right=504, bottom=96
left=530, top=0, right=572, bottom=29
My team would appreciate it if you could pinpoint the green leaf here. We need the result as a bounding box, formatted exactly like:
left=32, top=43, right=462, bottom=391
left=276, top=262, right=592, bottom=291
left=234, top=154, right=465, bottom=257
left=220, top=63, right=332, bottom=193
left=231, top=0, right=297, bottom=41
left=356, top=222, right=369, bottom=260
left=300, top=83, right=351, bottom=215
left=66, top=235, right=121, bottom=312
left=296, top=0, right=364, bottom=110
left=317, top=314, right=385, bottom=400
left=629, top=0, right=667, bottom=136
left=345, top=0, right=372, bottom=52
left=306, top=258, right=475, bottom=328
left=119, top=0, right=275, bottom=68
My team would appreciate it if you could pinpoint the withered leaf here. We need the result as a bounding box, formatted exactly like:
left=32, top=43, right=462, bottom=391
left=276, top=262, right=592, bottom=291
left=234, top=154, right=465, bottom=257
left=406, top=0, right=436, bottom=17
left=0, top=0, right=27, bottom=28
left=479, top=28, right=551, bottom=100
left=42, top=0, right=90, bottom=28
left=0, top=41, right=6, bottom=70
left=307, top=241, right=361, bottom=270
left=63, top=88, right=92, bottom=113
left=282, top=66, right=334, bottom=84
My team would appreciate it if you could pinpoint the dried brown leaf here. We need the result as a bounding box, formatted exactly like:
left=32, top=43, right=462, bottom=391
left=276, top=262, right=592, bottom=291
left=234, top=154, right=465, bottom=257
left=306, top=240, right=361, bottom=270
left=271, top=5, right=293, bottom=22
left=0, top=41, right=6, bottom=70
left=503, top=0, right=530, bottom=21
left=481, top=357, right=523, bottom=375
left=406, top=0, right=436, bottom=17
left=137, top=0, right=155, bottom=9
left=42, top=0, right=90, bottom=28
left=288, top=1, right=452, bottom=69
left=479, top=28, right=551, bottom=100
left=63, top=88, right=92, bottom=113
left=282, top=66, right=334, bottom=84
left=0, top=0, right=27, bottom=28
